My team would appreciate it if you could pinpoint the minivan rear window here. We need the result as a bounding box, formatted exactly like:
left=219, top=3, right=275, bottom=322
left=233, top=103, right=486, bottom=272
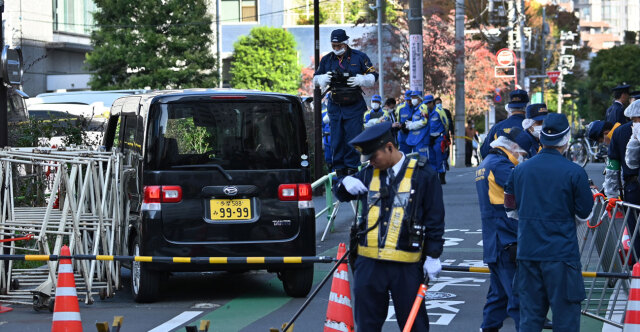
left=145, top=101, right=303, bottom=170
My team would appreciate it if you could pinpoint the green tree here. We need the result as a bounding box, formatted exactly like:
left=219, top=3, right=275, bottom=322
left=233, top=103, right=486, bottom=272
left=579, top=45, right=640, bottom=120
left=230, top=27, right=301, bottom=94
left=86, top=0, right=218, bottom=90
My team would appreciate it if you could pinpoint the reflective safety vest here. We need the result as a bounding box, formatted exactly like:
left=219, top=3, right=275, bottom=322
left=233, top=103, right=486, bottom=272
left=406, top=104, right=429, bottom=146
left=358, top=158, right=422, bottom=263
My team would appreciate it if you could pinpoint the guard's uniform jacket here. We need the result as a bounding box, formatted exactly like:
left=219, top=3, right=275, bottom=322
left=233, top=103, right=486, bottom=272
left=406, top=104, right=430, bottom=157
left=427, top=106, right=450, bottom=173
left=476, top=147, right=520, bottom=330
left=321, top=109, right=332, bottom=167
left=606, top=100, right=628, bottom=125
left=480, top=114, right=525, bottom=159
left=506, top=148, right=593, bottom=331
left=335, top=156, right=445, bottom=331
left=395, top=101, right=414, bottom=154
left=608, top=122, right=639, bottom=200
left=314, top=47, right=378, bottom=170
left=363, top=108, right=389, bottom=128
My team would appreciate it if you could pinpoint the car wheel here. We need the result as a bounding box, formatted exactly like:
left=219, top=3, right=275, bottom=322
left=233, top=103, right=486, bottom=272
left=131, top=236, right=160, bottom=303
left=280, top=266, right=313, bottom=297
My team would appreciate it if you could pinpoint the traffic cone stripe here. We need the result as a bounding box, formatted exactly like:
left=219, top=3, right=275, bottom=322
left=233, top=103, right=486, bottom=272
left=58, top=264, right=73, bottom=273
left=333, top=269, right=348, bottom=281
left=624, top=263, right=640, bottom=330
left=53, top=297, right=79, bottom=312
left=324, top=321, right=350, bottom=332
left=329, top=292, right=352, bottom=308
left=52, top=312, right=82, bottom=322
left=55, top=287, right=77, bottom=297
left=628, top=301, right=640, bottom=312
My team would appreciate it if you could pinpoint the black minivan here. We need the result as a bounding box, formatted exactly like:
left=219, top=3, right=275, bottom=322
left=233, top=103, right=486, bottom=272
left=103, top=89, right=316, bottom=302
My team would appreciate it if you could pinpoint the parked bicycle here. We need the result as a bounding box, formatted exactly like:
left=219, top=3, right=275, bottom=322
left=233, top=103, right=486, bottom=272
left=565, top=128, right=607, bottom=168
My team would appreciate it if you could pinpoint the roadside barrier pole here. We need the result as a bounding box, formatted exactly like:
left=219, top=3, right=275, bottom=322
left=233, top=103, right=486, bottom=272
left=402, top=275, right=429, bottom=332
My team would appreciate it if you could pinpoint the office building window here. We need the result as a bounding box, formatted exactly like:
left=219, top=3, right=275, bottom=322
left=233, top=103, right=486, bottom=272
left=221, top=0, right=258, bottom=23
left=52, top=0, right=97, bottom=35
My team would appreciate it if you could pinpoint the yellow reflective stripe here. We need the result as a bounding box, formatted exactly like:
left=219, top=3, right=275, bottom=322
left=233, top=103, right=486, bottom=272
left=209, top=257, right=228, bottom=264
left=582, top=271, right=597, bottom=278
left=398, top=159, right=416, bottom=192
left=608, top=122, right=621, bottom=140
left=367, top=168, right=381, bottom=247
left=496, top=146, right=519, bottom=166
left=173, top=257, right=191, bottom=263
left=25, top=255, right=50, bottom=261
left=488, top=170, right=505, bottom=205
left=382, top=159, right=415, bottom=252
left=370, top=168, right=381, bottom=191
left=135, top=256, right=153, bottom=262
left=283, top=257, right=302, bottom=263
left=247, top=257, right=265, bottom=264
left=469, top=266, right=490, bottom=273
left=358, top=245, right=421, bottom=262
left=97, top=255, right=113, bottom=261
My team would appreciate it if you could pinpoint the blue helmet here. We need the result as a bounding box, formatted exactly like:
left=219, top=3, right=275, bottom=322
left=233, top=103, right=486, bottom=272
left=423, top=94, right=435, bottom=103
left=404, top=90, right=412, bottom=100
left=371, top=95, right=382, bottom=103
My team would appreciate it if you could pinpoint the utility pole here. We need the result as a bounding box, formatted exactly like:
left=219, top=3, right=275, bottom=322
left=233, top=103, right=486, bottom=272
left=557, top=70, right=563, bottom=114
left=313, top=0, right=323, bottom=180
left=216, top=0, right=223, bottom=88
left=507, top=0, right=515, bottom=51
left=408, top=0, right=423, bottom=93
left=0, top=0, right=7, bottom=148
left=454, top=0, right=465, bottom=167
left=540, top=5, right=546, bottom=98
left=376, top=0, right=384, bottom=98
left=518, top=0, right=526, bottom=89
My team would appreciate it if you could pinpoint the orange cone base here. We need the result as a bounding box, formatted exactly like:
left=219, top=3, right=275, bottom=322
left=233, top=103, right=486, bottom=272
left=51, top=320, right=82, bottom=331
left=0, top=305, right=12, bottom=313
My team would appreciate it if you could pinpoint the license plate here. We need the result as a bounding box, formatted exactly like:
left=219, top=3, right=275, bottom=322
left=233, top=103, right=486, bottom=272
left=209, top=199, right=252, bottom=220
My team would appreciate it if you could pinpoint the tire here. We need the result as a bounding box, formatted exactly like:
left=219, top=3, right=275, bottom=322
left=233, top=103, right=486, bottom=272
left=567, top=140, right=588, bottom=168
left=131, top=236, right=161, bottom=303
left=280, top=266, right=314, bottom=297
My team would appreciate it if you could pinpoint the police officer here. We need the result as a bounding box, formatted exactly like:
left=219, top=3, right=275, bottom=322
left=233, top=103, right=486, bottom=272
left=424, top=95, right=450, bottom=184
left=394, top=90, right=414, bottom=154
left=322, top=105, right=333, bottom=171
left=476, top=127, right=533, bottom=332
left=521, top=103, right=548, bottom=157
left=505, top=113, right=593, bottom=332
left=435, top=97, right=454, bottom=172
left=334, top=122, right=445, bottom=332
left=605, top=83, right=631, bottom=125
left=480, top=90, right=529, bottom=159
left=405, top=91, right=430, bottom=157
left=383, top=97, right=397, bottom=123
left=364, top=95, right=387, bottom=128
left=313, top=29, right=378, bottom=177
left=586, top=120, right=614, bottom=145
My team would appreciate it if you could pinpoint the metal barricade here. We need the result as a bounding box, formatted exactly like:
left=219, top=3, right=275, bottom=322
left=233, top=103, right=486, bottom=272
left=0, top=147, right=125, bottom=306
left=579, top=194, right=640, bottom=328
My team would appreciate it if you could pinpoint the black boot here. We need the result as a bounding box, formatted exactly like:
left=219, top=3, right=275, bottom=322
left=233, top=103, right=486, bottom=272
left=439, top=172, right=446, bottom=184
left=543, top=318, right=553, bottom=329
left=481, top=328, right=499, bottom=332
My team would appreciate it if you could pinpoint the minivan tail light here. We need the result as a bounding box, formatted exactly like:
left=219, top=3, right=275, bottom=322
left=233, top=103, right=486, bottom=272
left=143, top=186, right=161, bottom=204
left=279, top=184, right=298, bottom=201
left=298, top=184, right=312, bottom=201
left=162, top=186, right=183, bottom=203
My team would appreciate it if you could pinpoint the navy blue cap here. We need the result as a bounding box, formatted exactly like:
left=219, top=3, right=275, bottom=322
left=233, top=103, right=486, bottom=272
left=612, top=83, right=631, bottom=92
left=514, top=132, right=534, bottom=156
left=508, top=90, right=529, bottom=109
left=423, top=94, right=435, bottom=103
left=496, top=127, right=533, bottom=156
left=526, top=103, right=548, bottom=121
left=371, top=95, right=382, bottom=102
left=540, top=113, right=570, bottom=146
left=587, top=120, right=605, bottom=141
left=631, top=91, right=640, bottom=99
left=404, top=90, right=412, bottom=100
left=410, top=90, right=423, bottom=97
left=330, top=29, right=349, bottom=43
left=349, top=122, right=395, bottom=160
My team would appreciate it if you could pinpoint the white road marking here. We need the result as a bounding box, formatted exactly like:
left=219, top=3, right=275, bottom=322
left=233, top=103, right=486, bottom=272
left=148, top=311, right=202, bottom=332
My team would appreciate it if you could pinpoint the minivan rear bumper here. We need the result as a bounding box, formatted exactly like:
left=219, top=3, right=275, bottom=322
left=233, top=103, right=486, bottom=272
left=137, top=209, right=316, bottom=272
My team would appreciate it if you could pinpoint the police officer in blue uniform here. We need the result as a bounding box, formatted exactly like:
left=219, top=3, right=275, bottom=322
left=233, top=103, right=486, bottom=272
left=394, top=90, right=414, bottom=154
left=334, top=122, right=445, bottom=331
left=476, top=127, right=533, bottom=332
left=313, top=29, right=378, bottom=177
left=405, top=91, right=430, bottom=157
left=505, top=113, right=593, bottom=332
left=424, top=94, right=450, bottom=183
left=605, top=84, right=631, bottom=125
left=322, top=105, right=333, bottom=171
left=364, top=95, right=388, bottom=128
left=586, top=120, right=614, bottom=145
left=521, top=103, right=548, bottom=157
left=480, top=90, right=529, bottom=159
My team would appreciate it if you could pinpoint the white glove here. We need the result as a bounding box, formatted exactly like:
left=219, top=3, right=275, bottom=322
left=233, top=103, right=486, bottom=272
left=423, top=256, right=442, bottom=280
left=406, top=120, right=425, bottom=131
left=347, top=74, right=376, bottom=87
left=313, top=73, right=332, bottom=88
left=323, top=114, right=330, bottom=124
left=341, top=176, right=368, bottom=195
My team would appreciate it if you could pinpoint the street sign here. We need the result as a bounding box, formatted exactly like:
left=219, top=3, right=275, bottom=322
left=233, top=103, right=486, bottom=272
left=560, top=55, right=575, bottom=69
left=496, top=48, right=514, bottom=66
left=1, top=46, right=23, bottom=86
left=547, top=71, right=561, bottom=85
left=494, top=94, right=502, bottom=103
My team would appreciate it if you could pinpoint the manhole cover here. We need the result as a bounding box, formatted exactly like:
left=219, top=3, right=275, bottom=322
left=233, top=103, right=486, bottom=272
left=425, top=292, right=456, bottom=300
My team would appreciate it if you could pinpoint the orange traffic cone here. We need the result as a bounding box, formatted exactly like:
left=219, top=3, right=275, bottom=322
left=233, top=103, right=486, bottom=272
left=51, top=245, right=82, bottom=332
left=619, top=227, right=633, bottom=266
left=624, top=263, right=640, bottom=331
left=324, top=243, right=354, bottom=332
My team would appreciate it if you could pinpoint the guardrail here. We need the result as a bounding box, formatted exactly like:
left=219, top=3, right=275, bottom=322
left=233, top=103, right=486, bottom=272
left=0, top=254, right=336, bottom=264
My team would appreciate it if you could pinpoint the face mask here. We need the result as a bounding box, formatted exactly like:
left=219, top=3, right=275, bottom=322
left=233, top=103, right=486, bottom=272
left=371, top=102, right=380, bottom=110
left=411, top=99, right=420, bottom=106
left=532, top=125, right=542, bottom=139
left=333, top=47, right=346, bottom=56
